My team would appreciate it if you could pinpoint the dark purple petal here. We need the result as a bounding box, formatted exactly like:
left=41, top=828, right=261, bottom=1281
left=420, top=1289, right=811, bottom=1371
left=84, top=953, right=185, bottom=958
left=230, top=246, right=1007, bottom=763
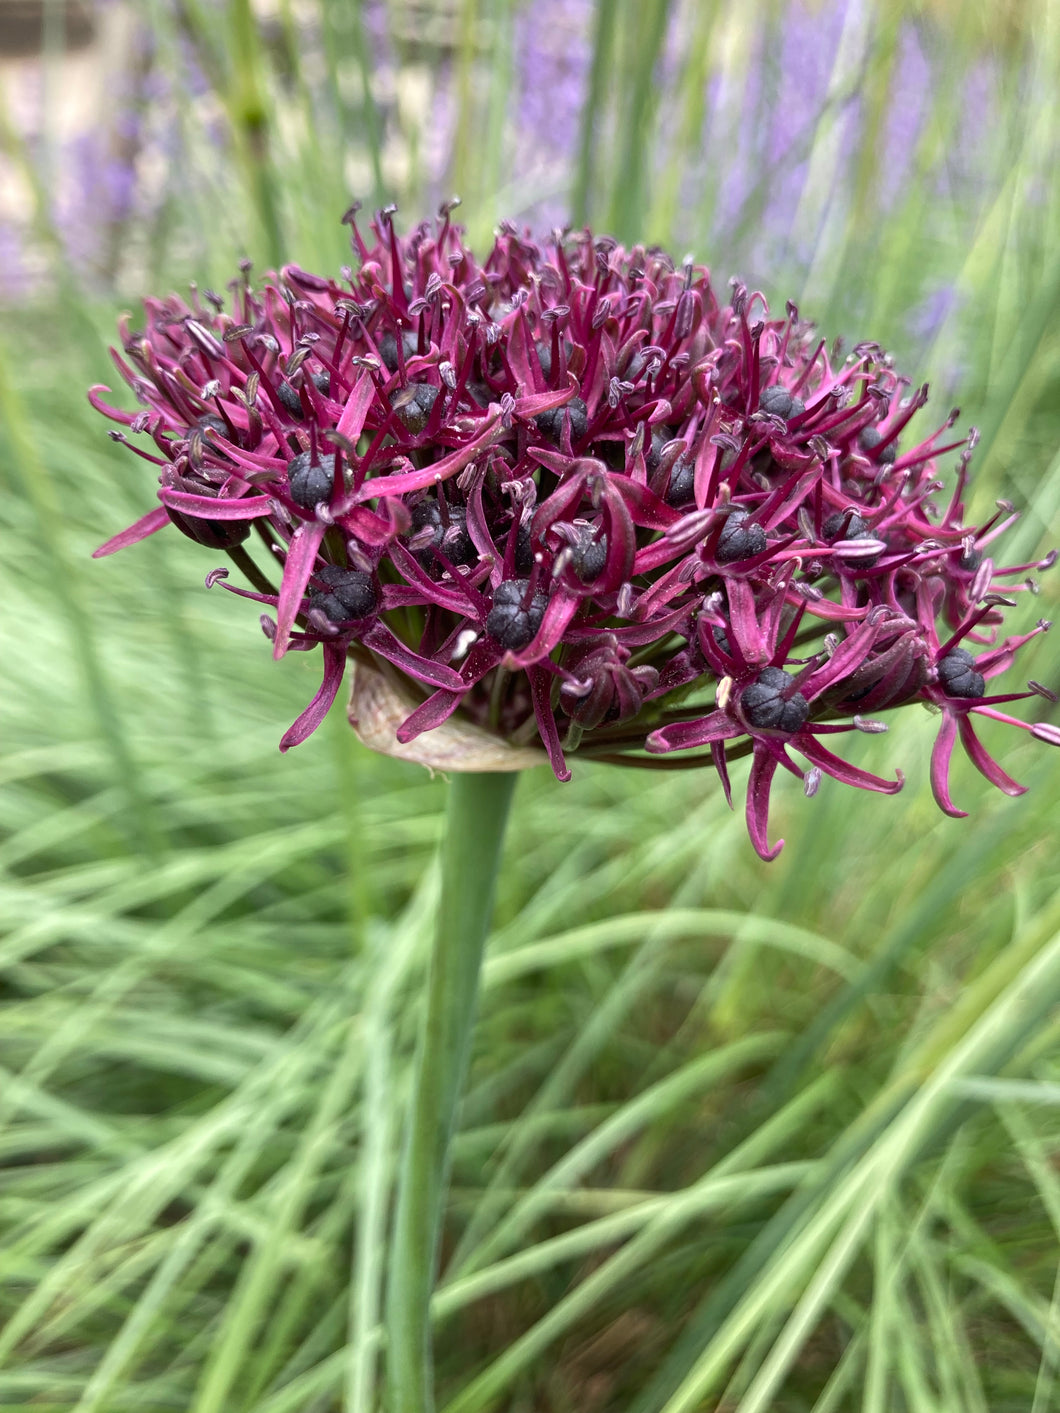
left=279, top=643, right=347, bottom=751
left=93, top=507, right=171, bottom=557
left=711, top=741, right=733, bottom=808
left=502, top=588, right=581, bottom=669
left=514, top=378, right=580, bottom=419
left=396, top=689, right=466, bottom=743
left=532, top=467, right=595, bottom=539
left=159, top=489, right=274, bottom=520
left=342, top=503, right=405, bottom=548
left=727, top=578, right=772, bottom=665
left=336, top=369, right=377, bottom=442
left=746, top=746, right=784, bottom=862
left=388, top=539, right=486, bottom=616
left=957, top=714, right=1027, bottom=797
left=360, top=622, right=466, bottom=691
left=88, top=384, right=141, bottom=425
left=274, top=520, right=328, bottom=659
left=646, top=711, right=741, bottom=753
left=795, top=733, right=904, bottom=795
left=930, top=710, right=969, bottom=818
left=356, top=416, right=504, bottom=499
left=798, top=617, right=881, bottom=699
left=607, top=474, right=683, bottom=530
left=594, top=482, right=637, bottom=592
left=528, top=664, right=571, bottom=782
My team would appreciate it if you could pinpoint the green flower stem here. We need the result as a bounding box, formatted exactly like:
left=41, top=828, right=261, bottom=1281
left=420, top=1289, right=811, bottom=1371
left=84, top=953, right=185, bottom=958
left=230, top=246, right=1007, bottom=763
left=386, top=770, right=518, bottom=1413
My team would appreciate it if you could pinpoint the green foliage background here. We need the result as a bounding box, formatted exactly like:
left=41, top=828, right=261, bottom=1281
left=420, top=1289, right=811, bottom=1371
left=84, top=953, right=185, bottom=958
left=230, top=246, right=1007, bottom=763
left=1, top=2, right=1059, bottom=1409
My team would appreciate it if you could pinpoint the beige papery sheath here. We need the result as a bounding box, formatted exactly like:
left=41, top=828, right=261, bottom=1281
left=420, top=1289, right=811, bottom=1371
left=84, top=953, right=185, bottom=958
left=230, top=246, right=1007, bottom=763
left=348, top=661, right=548, bottom=773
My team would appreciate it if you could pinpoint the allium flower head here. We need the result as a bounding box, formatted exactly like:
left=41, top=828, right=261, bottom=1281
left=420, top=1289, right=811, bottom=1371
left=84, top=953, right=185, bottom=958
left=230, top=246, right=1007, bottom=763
left=91, top=206, right=1057, bottom=858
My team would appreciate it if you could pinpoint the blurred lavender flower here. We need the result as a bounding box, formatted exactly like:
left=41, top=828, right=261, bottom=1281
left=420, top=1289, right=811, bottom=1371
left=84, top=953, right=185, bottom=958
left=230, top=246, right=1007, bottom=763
left=0, top=223, right=31, bottom=302
left=909, top=285, right=960, bottom=344
left=510, top=0, right=592, bottom=225
left=877, top=24, right=932, bottom=211
left=0, top=0, right=1040, bottom=314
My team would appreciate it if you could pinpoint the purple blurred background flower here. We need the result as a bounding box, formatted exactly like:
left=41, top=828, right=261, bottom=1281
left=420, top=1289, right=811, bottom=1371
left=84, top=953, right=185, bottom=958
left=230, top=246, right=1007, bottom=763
left=0, top=0, right=1025, bottom=323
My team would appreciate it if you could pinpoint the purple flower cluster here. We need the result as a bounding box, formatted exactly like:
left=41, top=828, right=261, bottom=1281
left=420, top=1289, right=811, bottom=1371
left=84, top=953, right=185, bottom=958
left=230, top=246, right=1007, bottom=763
left=90, top=208, right=1057, bottom=858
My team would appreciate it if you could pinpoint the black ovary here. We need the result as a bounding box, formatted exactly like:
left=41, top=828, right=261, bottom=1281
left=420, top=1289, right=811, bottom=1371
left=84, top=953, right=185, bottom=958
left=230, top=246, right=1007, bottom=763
left=486, top=579, right=548, bottom=651
left=822, top=510, right=882, bottom=568
left=937, top=647, right=985, bottom=699
left=646, top=428, right=669, bottom=471
left=390, top=382, right=440, bottom=434
left=858, top=426, right=897, bottom=464
left=759, top=384, right=806, bottom=420
left=278, top=381, right=304, bottom=418
left=167, top=433, right=249, bottom=544
left=570, top=525, right=608, bottom=582
left=958, top=545, right=982, bottom=572
left=165, top=508, right=251, bottom=549
left=196, top=413, right=230, bottom=439
left=534, top=396, right=588, bottom=445
left=741, top=666, right=810, bottom=733
left=591, top=439, right=626, bottom=471
left=312, top=567, right=378, bottom=622
left=189, top=413, right=237, bottom=463
left=823, top=511, right=869, bottom=540
left=514, top=521, right=534, bottom=574
left=716, top=509, right=767, bottom=563
left=288, top=451, right=336, bottom=508
left=377, top=329, right=418, bottom=372
left=666, top=455, right=695, bottom=505
left=280, top=371, right=329, bottom=416
left=409, top=499, right=476, bottom=568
